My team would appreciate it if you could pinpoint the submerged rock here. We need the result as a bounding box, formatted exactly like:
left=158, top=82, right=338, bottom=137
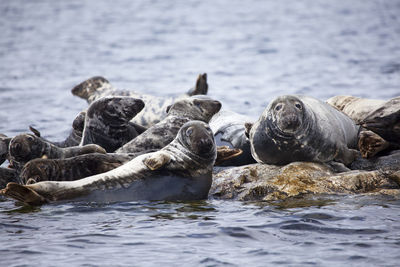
left=210, top=162, right=399, bottom=201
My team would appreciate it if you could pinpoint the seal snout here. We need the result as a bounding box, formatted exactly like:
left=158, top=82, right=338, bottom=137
left=279, top=114, right=301, bottom=133
left=196, top=138, right=214, bottom=154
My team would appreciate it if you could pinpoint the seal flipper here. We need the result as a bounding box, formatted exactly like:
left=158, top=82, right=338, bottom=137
left=187, top=73, right=208, bottom=96
left=335, top=147, right=359, bottom=166
left=215, top=146, right=243, bottom=165
left=244, top=122, right=253, bottom=139
left=129, top=122, right=148, bottom=135
left=1, top=182, right=47, bottom=206
left=143, top=152, right=172, bottom=170
left=29, top=126, right=41, bottom=137
left=358, top=130, right=390, bottom=158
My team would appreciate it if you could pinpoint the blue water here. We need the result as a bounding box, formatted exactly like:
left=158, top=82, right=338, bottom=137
left=1, top=0, right=400, bottom=266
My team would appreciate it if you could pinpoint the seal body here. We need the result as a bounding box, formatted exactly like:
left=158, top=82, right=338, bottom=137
left=0, top=134, right=11, bottom=165
left=20, top=153, right=138, bottom=184
left=249, top=95, right=360, bottom=165
left=54, top=111, right=86, bottom=147
left=116, top=96, right=221, bottom=153
left=8, top=133, right=106, bottom=170
left=71, top=74, right=208, bottom=127
left=326, top=95, right=385, bottom=123
left=1, top=121, right=217, bottom=205
left=209, top=109, right=255, bottom=166
left=0, top=167, right=17, bottom=189
left=79, top=96, right=145, bottom=152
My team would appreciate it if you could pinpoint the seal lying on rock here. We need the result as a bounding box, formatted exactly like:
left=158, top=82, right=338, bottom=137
left=79, top=96, right=145, bottom=152
left=1, top=121, right=217, bottom=205
left=210, top=162, right=399, bottom=201
left=116, top=95, right=221, bottom=153
left=8, top=134, right=106, bottom=170
left=209, top=109, right=256, bottom=166
left=326, top=95, right=385, bottom=123
left=71, top=74, right=208, bottom=127
left=248, top=95, right=360, bottom=165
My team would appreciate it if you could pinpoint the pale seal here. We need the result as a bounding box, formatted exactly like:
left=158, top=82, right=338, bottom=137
left=248, top=95, right=360, bottom=165
left=71, top=74, right=208, bottom=127
left=79, top=96, right=145, bottom=152
left=1, top=121, right=217, bottom=205
left=8, top=133, right=106, bottom=170
left=209, top=109, right=256, bottom=166
left=116, top=95, right=221, bottom=153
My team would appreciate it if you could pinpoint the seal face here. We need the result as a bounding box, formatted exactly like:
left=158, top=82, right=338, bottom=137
left=249, top=95, right=360, bottom=165
left=80, top=96, right=145, bottom=152
left=116, top=95, right=221, bottom=153
left=1, top=121, right=217, bottom=205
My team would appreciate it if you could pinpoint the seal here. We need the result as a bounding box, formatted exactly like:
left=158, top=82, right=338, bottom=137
left=71, top=74, right=209, bottom=127
left=1, top=121, right=217, bottom=205
left=248, top=95, right=360, bottom=165
left=79, top=96, right=145, bottom=152
left=19, top=152, right=138, bottom=184
left=326, top=95, right=385, bottom=123
left=0, top=167, right=17, bottom=189
left=8, top=133, right=106, bottom=170
left=116, top=95, right=221, bottom=153
left=209, top=109, right=256, bottom=166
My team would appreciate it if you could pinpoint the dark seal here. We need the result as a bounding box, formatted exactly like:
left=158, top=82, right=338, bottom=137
left=80, top=96, right=145, bottom=152
left=249, top=95, right=360, bottom=165
left=1, top=121, right=217, bottom=205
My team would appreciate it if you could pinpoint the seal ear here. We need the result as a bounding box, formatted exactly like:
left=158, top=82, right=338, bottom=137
left=29, top=126, right=41, bottom=137
left=244, top=122, right=253, bottom=139
left=143, top=152, right=172, bottom=171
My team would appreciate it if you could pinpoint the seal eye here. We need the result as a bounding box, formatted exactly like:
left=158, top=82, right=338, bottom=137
left=275, top=104, right=282, bottom=111
left=295, top=103, right=302, bottom=110
left=186, top=128, right=193, bottom=137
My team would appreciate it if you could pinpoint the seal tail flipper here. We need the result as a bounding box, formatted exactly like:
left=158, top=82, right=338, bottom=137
left=187, top=73, right=208, bottom=96
left=215, top=146, right=243, bottom=165
left=29, top=126, right=41, bottom=137
left=0, top=182, right=47, bottom=206
left=358, top=130, right=389, bottom=158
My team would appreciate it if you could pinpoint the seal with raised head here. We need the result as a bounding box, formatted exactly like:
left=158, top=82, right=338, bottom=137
left=8, top=133, right=106, bottom=170
left=209, top=109, right=256, bottom=166
left=79, top=96, right=145, bottom=152
left=248, top=95, right=360, bottom=165
left=71, top=74, right=209, bottom=127
left=1, top=121, right=217, bottom=205
left=116, top=95, right=221, bottom=153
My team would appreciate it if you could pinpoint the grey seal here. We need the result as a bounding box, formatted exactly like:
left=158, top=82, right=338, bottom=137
left=71, top=74, right=208, bottom=127
left=0, top=167, right=17, bottom=189
left=0, top=134, right=11, bottom=165
left=116, top=95, right=221, bottom=153
left=79, top=96, right=145, bottom=152
left=248, top=95, right=360, bottom=165
left=209, top=109, right=256, bottom=166
left=1, top=121, right=217, bottom=205
left=8, top=133, right=106, bottom=170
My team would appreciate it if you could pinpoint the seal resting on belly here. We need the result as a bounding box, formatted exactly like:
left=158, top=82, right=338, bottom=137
left=1, top=121, right=217, bottom=205
left=248, top=95, right=360, bottom=165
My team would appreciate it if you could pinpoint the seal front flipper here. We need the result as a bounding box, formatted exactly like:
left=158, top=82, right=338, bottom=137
left=143, top=152, right=172, bottom=170
left=358, top=130, right=390, bottom=158
left=1, top=182, right=47, bottom=206
left=335, top=147, right=359, bottom=166
left=215, top=146, right=243, bottom=165
left=244, top=122, right=253, bottom=139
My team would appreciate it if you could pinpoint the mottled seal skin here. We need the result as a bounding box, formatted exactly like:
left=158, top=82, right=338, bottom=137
left=326, top=95, right=385, bottom=123
left=71, top=74, right=209, bottom=127
left=8, top=133, right=106, bottom=170
left=249, top=95, right=360, bottom=165
left=116, top=95, right=221, bottom=153
left=20, top=153, right=139, bottom=184
left=360, top=96, right=400, bottom=144
left=0, top=167, right=17, bottom=189
left=1, top=121, right=217, bottom=206
left=209, top=109, right=256, bottom=166
left=80, top=96, right=145, bottom=152
left=0, top=134, right=11, bottom=165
